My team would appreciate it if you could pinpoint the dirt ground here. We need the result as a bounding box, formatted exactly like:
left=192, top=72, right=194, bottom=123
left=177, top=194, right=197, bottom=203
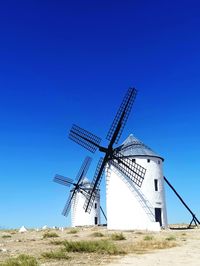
left=109, top=228, right=200, bottom=266
left=0, top=225, right=199, bottom=265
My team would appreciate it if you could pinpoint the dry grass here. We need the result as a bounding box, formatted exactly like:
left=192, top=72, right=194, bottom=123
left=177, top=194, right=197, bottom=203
left=1, top=235, right=12, bottom=239
left=41, top=250, right=70, bottom=260
left=111, top=233, right=126, bottom=241
left=0, top=226, right=195, bottom=265
left=91, top=232, right=105, bottom=237
left=48, top=238, right=125, bottom=254
left=0, top=230, right=17, bottom=235
left=62, top=239, right=125, bottom=254
left=0, top=254, right=38, bottom=266
left=67, top=228, right=79, bottom=234
left=143, top=235, right=154, bottom=241
left=123, top=238, right=177, bottom=254
left=43, top=232, right=59, bottom=239
left=50, top=239, right=64, bottom=245
left=165, top=235, right=176, bottom=241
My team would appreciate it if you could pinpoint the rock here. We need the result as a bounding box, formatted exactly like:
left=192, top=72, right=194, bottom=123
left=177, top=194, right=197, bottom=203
left=0, top=248, right=7, bottom=252
left=42, top=225, right=48, bottom=230
left=19, top=226, right=27, bottom=233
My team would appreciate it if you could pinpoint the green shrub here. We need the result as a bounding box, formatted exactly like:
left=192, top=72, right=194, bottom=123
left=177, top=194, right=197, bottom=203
left=50, top=240, right=64, bottom=245
left=67, top=228, right=78, bottom=234
left=43, top=232, right=59, bottom=239
left=0, top=254, right=38, bottom=266
left=41, top=250, right=70, bottom=260
left=62, top=240, right=124, bottom=254
left=165, top=235, right=176, bottom=241
left=91, top=232, right=104, bottom=237
left=143, top=235, right=154, bottom=241
left=111, top=233, right=126, bottom=241
left=2, top=235, right=12, bottom=239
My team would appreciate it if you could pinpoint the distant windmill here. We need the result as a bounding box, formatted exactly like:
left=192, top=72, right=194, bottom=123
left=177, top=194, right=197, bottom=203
left=53, top=156, right=101, bottom=227
left=69, top=88, right=146, bottom=213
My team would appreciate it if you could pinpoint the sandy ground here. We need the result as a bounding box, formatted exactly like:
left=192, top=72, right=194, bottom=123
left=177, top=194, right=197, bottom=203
left=108, top=228, right=200, bottom=266
left=0, top=226, right=199, bottom=265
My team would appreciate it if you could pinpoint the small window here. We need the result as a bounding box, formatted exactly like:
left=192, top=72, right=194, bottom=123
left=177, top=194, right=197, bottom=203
left=147, top=159, right=150, bottom=163
left=158, top=160, right=160, bottom=164
left=94, top=217, right=98, bottom=225
left=95, top=203, right=97, bottom=209
left=132, top=159, right=136, bottom=163
left=154, top=179, right=158, bottom=191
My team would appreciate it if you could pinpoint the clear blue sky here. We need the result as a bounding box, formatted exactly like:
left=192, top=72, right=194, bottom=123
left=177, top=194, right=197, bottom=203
left=0, top=0, right=200, bottom=228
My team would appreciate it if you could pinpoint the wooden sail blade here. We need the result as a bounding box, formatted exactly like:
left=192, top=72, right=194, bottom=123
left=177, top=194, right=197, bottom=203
left=69, top=124, right=101, bottom=153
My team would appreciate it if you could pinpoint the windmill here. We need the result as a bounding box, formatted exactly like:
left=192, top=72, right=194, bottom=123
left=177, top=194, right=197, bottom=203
left=69, top=88, right=146, bottom=213
left=106, top=134, right=168, bottom=230
left=53, top=156, right=101, bottom=227
left=66, top=87, right=199, bottom=230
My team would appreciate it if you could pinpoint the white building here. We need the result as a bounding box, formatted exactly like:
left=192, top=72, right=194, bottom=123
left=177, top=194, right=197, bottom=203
left=106, top=134, right=167, bottom=231
left=71, top=177, right=100, bottom=227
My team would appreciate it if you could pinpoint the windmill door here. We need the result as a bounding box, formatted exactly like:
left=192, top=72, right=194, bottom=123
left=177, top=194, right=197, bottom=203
left=155, top=208, right=162, bottom=226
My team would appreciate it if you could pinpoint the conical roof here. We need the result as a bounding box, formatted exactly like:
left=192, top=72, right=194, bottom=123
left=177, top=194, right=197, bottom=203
left=118, top=134, right=164, bottom=161
left=78, top=177, right=100, bottom=191
left=80, top=177, right=91, bottom=187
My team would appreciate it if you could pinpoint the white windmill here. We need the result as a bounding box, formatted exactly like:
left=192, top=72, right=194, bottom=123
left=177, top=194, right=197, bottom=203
left=106, top=134, right=168, bottom=231
left=67, top=87, right=200, bottom=230
left=53, top=157, right=101, bottom=227
left=68, top=88, right=167, bottom=231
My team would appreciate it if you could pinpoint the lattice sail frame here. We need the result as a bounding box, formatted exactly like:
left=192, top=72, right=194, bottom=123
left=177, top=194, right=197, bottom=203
left=62, top=190, right=76, bottom=217
left=53, top=174, right=74, bottom=186
left=68, top=88, right=146, bottom=213
left=106, top=88, right=137, bottom=144
left=111, top=152, right=146, bottom=187
left=53, top=156, right=92, bottom=217
left=69, top=124, right=101, bottom=153
left=84, top=157, right=104, bottom=213
left=75, top=156, right=92, bottom=182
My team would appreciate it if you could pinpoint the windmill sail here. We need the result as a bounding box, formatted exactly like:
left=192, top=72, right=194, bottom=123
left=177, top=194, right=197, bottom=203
left=53, top=174, right=74, bottom=186
left=69, top=88, right=146, bottom=213
left=84, top=157, right=105, bottom=213
left=62, top=190, right=76, bottom=217
left=75, top=156, right=92, bottom=182
left=53, top=156, right=92, bottom=217
left=111, top=152, right=146, bottom=187
left=106, top=88, right=137, bottom=144
left=69, top=124, right=101, bottom=153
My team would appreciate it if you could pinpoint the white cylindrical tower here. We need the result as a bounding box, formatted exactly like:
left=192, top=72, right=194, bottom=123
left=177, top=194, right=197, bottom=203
left=71, top=177, right=100, bottom=227
left=106, top=134, right=168, bottom=231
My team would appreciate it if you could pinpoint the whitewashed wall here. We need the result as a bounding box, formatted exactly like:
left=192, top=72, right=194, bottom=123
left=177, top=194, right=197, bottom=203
left=106, top=156, right=167, bottom=231
left=71, top=189, right=100, bottom=227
